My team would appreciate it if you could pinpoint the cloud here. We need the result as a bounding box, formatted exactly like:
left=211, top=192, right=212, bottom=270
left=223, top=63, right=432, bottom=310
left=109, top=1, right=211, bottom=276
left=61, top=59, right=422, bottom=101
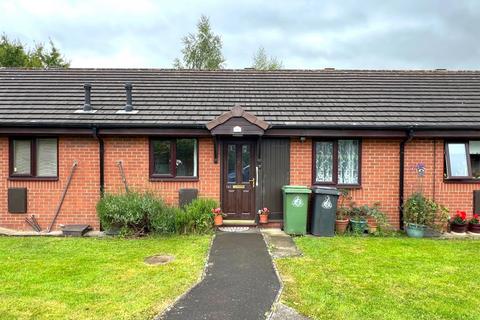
left=0, top=0, right=479, bottom=69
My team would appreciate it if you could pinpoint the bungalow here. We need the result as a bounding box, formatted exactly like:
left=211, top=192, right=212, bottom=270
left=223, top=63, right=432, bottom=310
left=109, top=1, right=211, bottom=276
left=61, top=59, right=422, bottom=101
left=1, top=68, right=479, bottom=231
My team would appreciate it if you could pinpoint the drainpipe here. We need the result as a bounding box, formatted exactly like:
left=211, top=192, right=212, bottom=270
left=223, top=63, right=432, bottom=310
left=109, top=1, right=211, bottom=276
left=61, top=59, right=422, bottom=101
left=399, top=129, right=414, bottom=230
left=92, top=126, right=105, bottom=196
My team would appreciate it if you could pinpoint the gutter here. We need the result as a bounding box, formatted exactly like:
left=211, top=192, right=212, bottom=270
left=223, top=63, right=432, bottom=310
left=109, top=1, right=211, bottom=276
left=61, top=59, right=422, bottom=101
left=399, top=129, right=414, bottom=230
left=92, top=126, right=105, bottom=196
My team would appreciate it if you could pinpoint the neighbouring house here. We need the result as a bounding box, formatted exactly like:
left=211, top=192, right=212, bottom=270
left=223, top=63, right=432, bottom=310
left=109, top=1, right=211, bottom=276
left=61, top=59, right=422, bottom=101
left=1, top=68, right=480, bottom=231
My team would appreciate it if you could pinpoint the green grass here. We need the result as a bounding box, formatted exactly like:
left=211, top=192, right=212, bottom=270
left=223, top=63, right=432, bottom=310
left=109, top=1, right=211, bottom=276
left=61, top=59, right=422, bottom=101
left=0, top=235, right=211, bottom=320
left=276, top=237, right=480, bottom=320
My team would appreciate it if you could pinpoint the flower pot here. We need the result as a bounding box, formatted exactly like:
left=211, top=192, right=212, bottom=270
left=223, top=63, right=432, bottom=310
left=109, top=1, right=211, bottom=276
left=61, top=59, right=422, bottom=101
left=405, top=223, right=426, bottom=238
left=335, top=219, right=349, bottom=235
left=450, top=222, right=468, bottom=233
left=214, top=215, right=223, bottom=226
left=350, top=219, right=367, bottom=234
left=259, top=214, right=269, bottom=224
left=367, top=217, right=378, bottom=234
left=468, top=223, right=480, bottom=234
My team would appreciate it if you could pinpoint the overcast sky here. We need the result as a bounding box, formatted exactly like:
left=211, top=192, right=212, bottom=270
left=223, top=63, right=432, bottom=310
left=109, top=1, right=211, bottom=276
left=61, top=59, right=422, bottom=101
left=1, top=0, right=479, bottom=69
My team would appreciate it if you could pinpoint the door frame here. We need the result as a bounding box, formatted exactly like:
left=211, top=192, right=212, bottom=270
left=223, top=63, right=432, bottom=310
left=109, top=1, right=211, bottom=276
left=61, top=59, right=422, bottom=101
left=220, top=137, right=258, bottom=220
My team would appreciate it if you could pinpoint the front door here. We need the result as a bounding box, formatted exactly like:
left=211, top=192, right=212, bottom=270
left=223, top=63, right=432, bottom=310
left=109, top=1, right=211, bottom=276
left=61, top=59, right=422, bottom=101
left=222, top=140, right=256, bottom=220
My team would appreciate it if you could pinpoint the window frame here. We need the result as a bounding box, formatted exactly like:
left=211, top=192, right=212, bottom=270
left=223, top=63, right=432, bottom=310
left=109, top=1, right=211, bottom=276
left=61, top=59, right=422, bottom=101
left=444, top=140, right=474, bottom=181
left=149, top=138, right=199, bottom=181
left=312, top=138, right=362, bottom=187
left=9, top=137, right=59, bottom=180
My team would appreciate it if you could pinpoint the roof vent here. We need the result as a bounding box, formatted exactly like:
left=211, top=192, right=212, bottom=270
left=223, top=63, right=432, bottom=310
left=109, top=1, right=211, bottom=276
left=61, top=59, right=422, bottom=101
left=75, top=83, right=96, bottom=113
left=83, top=83, right=92, bottom=111
left=117, top=82, right=138, bottom=114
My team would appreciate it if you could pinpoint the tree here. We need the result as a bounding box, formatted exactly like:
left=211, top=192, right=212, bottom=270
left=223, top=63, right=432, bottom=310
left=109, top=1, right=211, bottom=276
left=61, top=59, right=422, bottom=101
left=0, top=34, right=69, bottom=68
left=251, top=47, right=282, bottom=70
left=174, top=15, right=225, bottom=70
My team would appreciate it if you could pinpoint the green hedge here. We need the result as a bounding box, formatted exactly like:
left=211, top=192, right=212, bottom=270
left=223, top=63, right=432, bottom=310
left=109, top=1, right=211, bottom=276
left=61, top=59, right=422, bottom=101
left=96, top=191, right=217, bottom=236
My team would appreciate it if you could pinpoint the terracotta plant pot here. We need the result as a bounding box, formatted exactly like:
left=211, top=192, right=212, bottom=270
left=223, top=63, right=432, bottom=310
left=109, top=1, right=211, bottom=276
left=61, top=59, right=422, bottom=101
left=367, top=217, right=378, bottom=234
left=450, top=222, right=468, bottom=233
left=259, top=214, right=269, bottom=224
left=214, top=215, right=223, bottom=226
left=335, top=219, right=349, bottom=235
left=469, top=223, right=480, bottom=234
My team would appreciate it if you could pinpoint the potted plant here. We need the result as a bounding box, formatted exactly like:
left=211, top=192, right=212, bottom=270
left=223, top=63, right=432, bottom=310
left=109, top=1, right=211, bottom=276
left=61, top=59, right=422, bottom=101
left=403, top=192, right=438, bottom=238
left=469, top=214, right=480, bottom=234
left=366, top=202, right=387, bottom=234
left=348, top=203, right=368, bottom=234
left=258, top=207, right=270, bottom=224
left=450, top=210, right=468, bottom=233
left=335, top=189, right=350, bottom=235
left=212, top=207, right=224, bottom=226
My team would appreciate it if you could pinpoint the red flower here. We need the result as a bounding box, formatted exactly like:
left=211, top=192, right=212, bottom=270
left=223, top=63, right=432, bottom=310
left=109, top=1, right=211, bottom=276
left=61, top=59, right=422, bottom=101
left=474, top=214, right=479, bottom=219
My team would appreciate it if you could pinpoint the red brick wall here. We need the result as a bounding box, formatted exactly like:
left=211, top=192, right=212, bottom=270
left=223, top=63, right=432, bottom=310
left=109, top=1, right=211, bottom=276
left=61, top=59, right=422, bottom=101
left=103, top=137, right=220, bottom=205
left=290, top=138, right=401, bottom=227
left=405, top=138, right=480, bottom=218
left=0, top=137, right=100, bottom=231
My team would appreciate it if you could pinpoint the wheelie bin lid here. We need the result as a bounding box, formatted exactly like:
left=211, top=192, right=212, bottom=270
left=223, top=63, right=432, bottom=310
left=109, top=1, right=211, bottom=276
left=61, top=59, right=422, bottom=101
left=311, top=186, right=341, bottom=196
left=282, top=185, right=312, bottom=194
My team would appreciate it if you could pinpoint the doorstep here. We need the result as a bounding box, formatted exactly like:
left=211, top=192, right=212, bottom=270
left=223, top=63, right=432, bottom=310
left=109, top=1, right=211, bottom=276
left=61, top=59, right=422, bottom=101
left=221, top=219, right=284, bottom=229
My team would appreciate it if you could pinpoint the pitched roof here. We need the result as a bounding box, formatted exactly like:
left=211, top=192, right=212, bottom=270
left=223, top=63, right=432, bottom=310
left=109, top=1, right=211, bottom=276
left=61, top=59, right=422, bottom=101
left=1, top=68, right=480, bottom=129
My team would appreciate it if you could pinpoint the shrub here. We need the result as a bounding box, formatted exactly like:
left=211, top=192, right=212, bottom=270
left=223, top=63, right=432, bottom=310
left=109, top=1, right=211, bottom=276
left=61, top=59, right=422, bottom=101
left=403, top=192, right=443, bottom=227
left=97, top=191, right=166, bottom=236
left=177, top=198, right=218, bottom=234
left=150, top=205, right=182, bottom=234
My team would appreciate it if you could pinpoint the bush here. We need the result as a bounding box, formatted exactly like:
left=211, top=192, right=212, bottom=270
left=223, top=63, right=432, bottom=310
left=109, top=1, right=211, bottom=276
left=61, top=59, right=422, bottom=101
left=177, top=198, right=218, bottom=234
left=403, top=192, right=444, bottom=227
left=97, top=192, right=166, bottom=236
left=97, top=193, right=218, bottom=236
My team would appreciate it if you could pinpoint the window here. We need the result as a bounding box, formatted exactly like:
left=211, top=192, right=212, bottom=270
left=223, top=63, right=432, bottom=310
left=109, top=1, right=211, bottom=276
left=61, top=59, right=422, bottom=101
left=445, top=141, right=480, bottom=179
left=150, top=138, right=198, bottom=179
left=314, top=139, right=360, bottom=186
left=10, top=138, right=58, bottom=179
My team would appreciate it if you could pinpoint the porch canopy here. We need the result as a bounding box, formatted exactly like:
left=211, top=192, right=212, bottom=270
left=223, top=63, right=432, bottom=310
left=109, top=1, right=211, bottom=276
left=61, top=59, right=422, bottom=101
left=206, top=104, right=270, bottom=136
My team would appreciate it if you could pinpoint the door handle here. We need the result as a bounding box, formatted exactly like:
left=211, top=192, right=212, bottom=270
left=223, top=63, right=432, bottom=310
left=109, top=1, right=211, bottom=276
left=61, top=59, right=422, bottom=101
left=249, top=178, right=256, bottom=187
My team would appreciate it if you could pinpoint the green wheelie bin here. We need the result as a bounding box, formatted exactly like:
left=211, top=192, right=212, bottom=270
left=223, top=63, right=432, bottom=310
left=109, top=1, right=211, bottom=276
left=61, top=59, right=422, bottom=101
left=282, top=185, right=312, bottom=235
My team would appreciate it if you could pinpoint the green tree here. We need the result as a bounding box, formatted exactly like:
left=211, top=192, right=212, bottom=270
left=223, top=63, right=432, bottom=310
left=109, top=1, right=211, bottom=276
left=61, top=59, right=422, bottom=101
left=251, top=47, right=282, bottom=70
left=0, top=34, right=69, bottom=68
left=174, top=15, right=225, bottom=70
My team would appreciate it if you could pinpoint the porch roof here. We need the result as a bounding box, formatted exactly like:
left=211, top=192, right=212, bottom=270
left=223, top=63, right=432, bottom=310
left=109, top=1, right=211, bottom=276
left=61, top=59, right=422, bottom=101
left=1, top=68, right=480, bottom=130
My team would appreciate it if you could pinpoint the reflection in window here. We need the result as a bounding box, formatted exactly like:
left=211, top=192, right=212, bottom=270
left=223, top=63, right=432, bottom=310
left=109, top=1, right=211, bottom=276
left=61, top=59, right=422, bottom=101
left=176, top=139, right=197, bottom=177
left=446, top=143, right=469, bottom=177
left=242, top=145, right=250, bottom=182
left=153, top=140, right=171, bottom=175
left=227, top=144, right=236, bottom=183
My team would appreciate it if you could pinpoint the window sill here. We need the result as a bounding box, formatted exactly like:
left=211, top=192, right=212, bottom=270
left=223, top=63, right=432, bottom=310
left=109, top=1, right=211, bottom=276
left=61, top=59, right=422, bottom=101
left=8, top=176, right=59, bottom=182
left=443, top=178, right=480, bottom=184
left=312, top=183, right=361, bottom=189
left=149, top=177, right=199, bottom=182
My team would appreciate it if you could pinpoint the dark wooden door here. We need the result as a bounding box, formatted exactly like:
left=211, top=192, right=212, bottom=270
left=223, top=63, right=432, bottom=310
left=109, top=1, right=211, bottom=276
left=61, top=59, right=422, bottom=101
left=222, top=141, right=256, bottom=220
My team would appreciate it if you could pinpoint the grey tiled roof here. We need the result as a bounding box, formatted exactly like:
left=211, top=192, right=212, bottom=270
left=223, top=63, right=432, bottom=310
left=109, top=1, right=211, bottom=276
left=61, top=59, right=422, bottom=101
left=1, top=68, right=480, bottom=129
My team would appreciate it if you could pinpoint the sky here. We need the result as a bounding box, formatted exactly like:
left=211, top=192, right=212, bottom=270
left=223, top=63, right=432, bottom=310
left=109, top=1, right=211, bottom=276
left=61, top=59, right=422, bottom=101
left=0, top=0, right=479, bottom=70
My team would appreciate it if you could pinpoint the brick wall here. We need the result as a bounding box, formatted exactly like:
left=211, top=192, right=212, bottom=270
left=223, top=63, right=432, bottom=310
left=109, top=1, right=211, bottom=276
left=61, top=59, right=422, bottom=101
left=290, top=138, right=401, bottom=227
left=103, top=137, right=220, bottom=205
left=0, top=136, right=100, bottom=231
left=405, top=138, right=480, bottom=218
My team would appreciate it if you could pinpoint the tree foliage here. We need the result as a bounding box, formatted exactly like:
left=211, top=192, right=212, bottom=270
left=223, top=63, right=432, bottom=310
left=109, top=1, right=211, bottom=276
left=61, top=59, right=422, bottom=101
left=174, top=15, right=224, bottom=70
left=252, top=47, right=282, bottom=70
left=0, top=34, right=69, bottom=68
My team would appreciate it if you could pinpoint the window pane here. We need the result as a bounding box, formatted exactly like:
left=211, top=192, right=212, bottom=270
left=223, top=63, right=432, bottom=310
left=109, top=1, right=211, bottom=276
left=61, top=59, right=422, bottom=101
left=37, top=139, right=57, bottom=177
left=13, top=140, right=31, bottom=175
left=153, top=140, right=171, bottom=175
left=227, top=144, right=236, bottom=183
left=315, top=142, right=333, bottom=182
left=241, top=144, right=250, bottom=182
left=470, top=141, right=480, bottom=178
left=338, top=140, right=359, bottom=184
left=176, top=139, right=197, bottom=177
left=447, top=143, right=469, bottom=177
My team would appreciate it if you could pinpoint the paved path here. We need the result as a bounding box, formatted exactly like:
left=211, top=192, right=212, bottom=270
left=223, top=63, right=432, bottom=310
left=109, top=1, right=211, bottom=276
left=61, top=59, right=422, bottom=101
left=161, top=231, right=281, bottom=320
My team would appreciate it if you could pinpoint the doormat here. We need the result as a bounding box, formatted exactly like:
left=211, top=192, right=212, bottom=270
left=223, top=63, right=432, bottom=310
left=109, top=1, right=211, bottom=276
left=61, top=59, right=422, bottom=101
left=218, top=227, right=251, bottom=233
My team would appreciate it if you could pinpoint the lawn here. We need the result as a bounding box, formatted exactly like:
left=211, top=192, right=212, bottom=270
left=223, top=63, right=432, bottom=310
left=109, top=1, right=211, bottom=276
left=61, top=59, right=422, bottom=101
left=276, top=237, right=480, bottom=320
left=0, top=235, right=211, bottom=320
